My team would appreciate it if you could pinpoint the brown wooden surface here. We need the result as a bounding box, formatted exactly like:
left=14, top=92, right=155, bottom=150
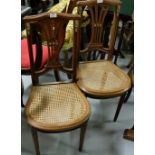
left=77, top=0, right=121, bottom=59
left=124, top=59, right=134, bottom=103
left=123, top=127, right=134, bottom=141
left=76, top=0, right=131, bottom=121
left=23, top=12, right=91, bottom=154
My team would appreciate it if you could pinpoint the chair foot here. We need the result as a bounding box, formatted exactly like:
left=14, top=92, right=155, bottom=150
left=31, top=128, right=40, bottom=155
left=79, top=121, right=88, bottom=152
left=113, top=93, right=126, bottom=122
left=123, top=126, right=134, bottom=141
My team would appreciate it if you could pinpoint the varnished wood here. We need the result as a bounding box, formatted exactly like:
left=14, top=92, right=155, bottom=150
left=79, top=121, right=88, bottom=151
left=31, top=128, right=40, bottom=155
left=54, top=70, right=61, bottom=81
left=124, top=60, right=134, bottom=103
left=77, top=0, right=121, bottom=60
left=23, top=12, right=90, bottom=154
left=21, top=0, right=78, bottom=75
left=113, top=93, right=126, bottom=122
left=113, top=61, right=134, bottom=120
left=76, top=0, right=131, bottom=121
left=24, top=12, right=81, bottom=85
left=123, top=126, right=134, bottom=141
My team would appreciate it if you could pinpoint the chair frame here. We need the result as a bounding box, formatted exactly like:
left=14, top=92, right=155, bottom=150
left=23, top=12, right=89, bottom=154
left=76, top=0, right=131, bottom=121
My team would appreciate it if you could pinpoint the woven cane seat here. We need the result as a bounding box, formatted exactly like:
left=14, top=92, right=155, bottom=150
left=77, top=61, right=131, bottom=98
left=25, top=83, right=90, bottom=132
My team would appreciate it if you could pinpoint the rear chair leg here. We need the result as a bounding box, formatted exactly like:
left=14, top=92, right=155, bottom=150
left=79, top=121, right=88, bottom=152
left=31, top=128, right=40, bottom=155
left=113, top=93, right=126, bottom=122
left=54, top=70, right=60, bottom=81
left=21, top=98, right=25, bottom=108
left=124, top=86, right=133, bottom=103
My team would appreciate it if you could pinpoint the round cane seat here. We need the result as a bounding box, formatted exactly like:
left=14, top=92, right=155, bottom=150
left=25, top=83, right=91, bottom=132
left=77, top=61, right=131, bottom=98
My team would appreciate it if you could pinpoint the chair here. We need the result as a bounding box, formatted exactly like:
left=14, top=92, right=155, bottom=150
left=23, top=12, right=91, bottom=154
left=76, top=0, right=131, bottom=122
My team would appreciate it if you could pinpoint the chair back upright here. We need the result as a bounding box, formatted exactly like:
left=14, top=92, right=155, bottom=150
left=67, top=0, right=79, bottom=13
left=24, top=12, right=81, bottom=85
left=77, top=0, right=121, bottom=60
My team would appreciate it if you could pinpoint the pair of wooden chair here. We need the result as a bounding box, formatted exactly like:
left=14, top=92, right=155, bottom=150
left=22, top=0, right=131, bottom=154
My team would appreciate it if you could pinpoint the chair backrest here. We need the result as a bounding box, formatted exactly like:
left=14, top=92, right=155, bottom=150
left=25, top=0, right=77, bottom=73
left=24, top=12, right=81, bottom=85
left=24, top=6, right=67, bottom=74
left=77, top=0, right=121, bottom=60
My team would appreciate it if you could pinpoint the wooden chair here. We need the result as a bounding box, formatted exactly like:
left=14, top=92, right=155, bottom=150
left=23, top=12, right=91, bottom=154
left=76, top=0, right=131, bottom=122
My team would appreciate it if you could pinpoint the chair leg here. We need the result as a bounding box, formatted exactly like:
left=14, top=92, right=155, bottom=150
left=132, top=125, right=134, bottom=130
left=21, top=98, right=25, bottom=108
left=114, top=50, right=119, bottom=64
left=124, top=86, right=133, bottom=103
left=79, top=121, right=88, bottom=152
left=127, top=55, right=134, bottom=68
left=113, top=93, right=126, bottom=122
left=31, top=128, right=40, bottom=155
left=54, top=70, right=60, bottom=81
left=21, top=78, right=25, bottom=108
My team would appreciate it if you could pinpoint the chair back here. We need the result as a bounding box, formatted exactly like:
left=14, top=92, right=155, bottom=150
left=24, top=12, right=81, bottom=85
left=77, top=0, right=121, bottom=60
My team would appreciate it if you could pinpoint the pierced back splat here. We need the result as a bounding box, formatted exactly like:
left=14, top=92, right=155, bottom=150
left=36, top=17, right=66, bottom=69
left=77, top=0, right=120, bottom=60
left=24, top=12, right=81, bottom=84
